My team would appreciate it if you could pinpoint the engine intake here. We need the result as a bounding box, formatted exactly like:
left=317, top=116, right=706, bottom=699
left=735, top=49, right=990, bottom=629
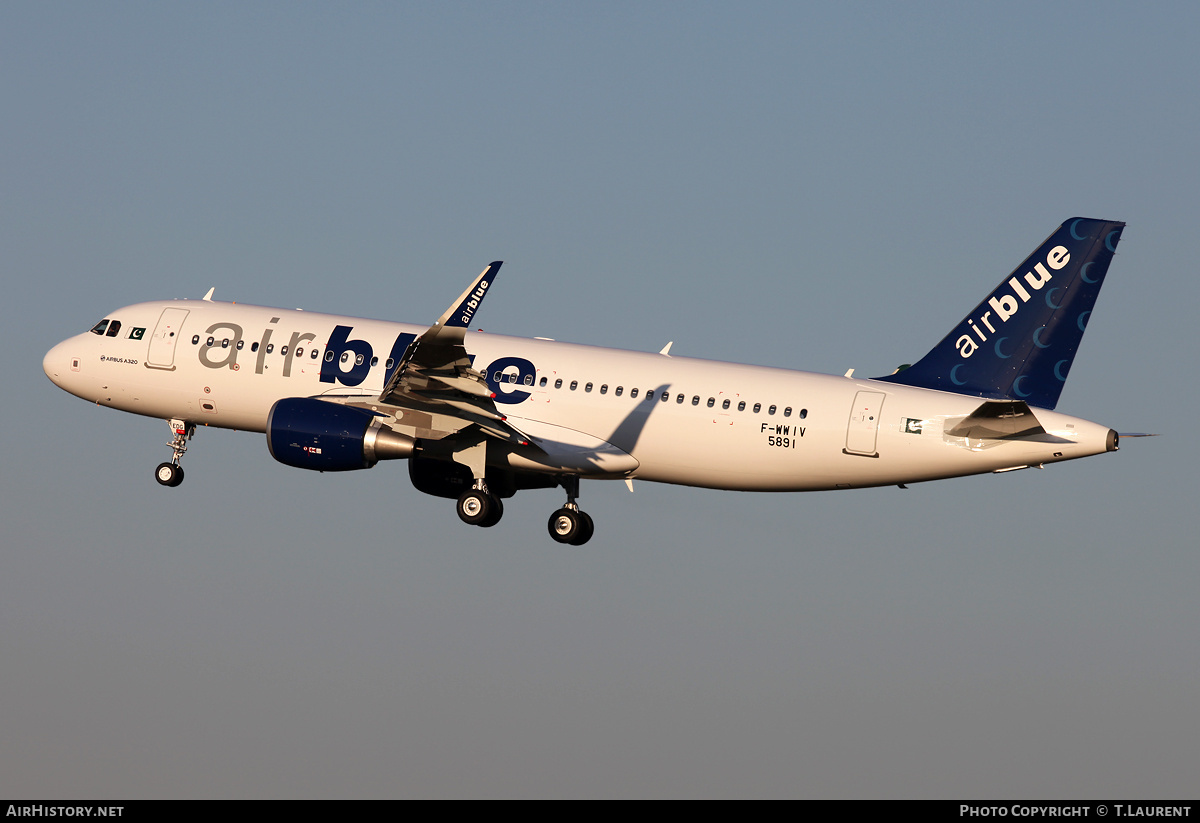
left=267, top=397, right=415, bottom=471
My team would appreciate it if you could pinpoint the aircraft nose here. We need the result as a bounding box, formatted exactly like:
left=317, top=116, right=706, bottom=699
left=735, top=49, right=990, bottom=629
left=43, top=340, right=70, bottom=387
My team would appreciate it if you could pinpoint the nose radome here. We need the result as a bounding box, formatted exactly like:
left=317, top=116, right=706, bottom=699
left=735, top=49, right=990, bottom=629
left=43, top=340, right=69, bottom=387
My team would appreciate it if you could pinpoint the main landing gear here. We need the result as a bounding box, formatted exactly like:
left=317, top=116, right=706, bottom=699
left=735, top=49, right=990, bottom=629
left=453, top=475, right=595, bottom=545
left=547, top=476, right=593, bottom=546
left=456, top=483, right=505, bottom=528
left=155, top=418, right=194, bottom=488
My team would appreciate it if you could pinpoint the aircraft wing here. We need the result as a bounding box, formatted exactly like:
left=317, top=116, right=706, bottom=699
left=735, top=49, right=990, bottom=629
left=376, top=262, right=534, bottom=447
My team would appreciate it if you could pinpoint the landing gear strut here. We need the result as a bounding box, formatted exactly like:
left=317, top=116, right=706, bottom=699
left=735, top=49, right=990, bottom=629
left=548, top=476, right=594, bottom=545
left=456, top=481, right=503, bottom=528
left=155, top=418, right=193, bottom=488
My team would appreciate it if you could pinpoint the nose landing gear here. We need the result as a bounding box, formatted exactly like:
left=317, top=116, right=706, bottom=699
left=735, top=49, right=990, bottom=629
left=155, top=418, right=193, bottom=487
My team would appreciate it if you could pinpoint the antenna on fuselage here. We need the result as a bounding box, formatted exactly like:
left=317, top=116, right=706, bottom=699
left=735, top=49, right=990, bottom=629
left=202, top=288, right=215, bottom=302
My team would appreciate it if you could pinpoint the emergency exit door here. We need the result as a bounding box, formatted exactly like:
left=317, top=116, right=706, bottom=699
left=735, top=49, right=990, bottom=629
left=844, top=390, right=885, bottom=457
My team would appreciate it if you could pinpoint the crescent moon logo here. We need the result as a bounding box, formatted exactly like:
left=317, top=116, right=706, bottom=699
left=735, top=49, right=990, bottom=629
left=1077, top=310, right=1091, bottom=331
left=1012, top=375, right=1031, bottom=398
left=1080, top=262, right=1099, bottom=283
left=993, top=337, right=1012, bottom=359
left=1054, top=359, right=1071, bottom=382
left=1032, top=326, right=1051, bottom=349
left=1070, top=219, right=1087, bottom=241
left=950, top=364, right=967, bottom=385
left=1106, top=230, right=1120, bottom=252
left=1045, top=287, right=1064, bottom=309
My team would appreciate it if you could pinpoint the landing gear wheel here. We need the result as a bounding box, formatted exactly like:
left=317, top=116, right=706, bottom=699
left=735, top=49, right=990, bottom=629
left=569, top=511, right=594, bottom=546
left=548, top=508, right=579, bottom=543
left=155, top=462, right=183, bottom=487
left=549, top=508, right=593, bottom=545
left=479, top=496, right=504, bottom=528
left=457, top=489, right=495, bottom=526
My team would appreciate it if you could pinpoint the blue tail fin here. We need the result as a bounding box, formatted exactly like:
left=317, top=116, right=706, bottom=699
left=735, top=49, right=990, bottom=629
left=876, top=217, right=1125, bottom=409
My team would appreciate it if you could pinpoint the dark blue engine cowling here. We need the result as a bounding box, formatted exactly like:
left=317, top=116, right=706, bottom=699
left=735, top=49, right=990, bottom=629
left=267, top=397, right=410, bottom=471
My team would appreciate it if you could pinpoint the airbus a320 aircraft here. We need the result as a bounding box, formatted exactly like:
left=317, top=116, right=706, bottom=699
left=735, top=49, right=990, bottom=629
left=44, top=218, right=1129, bottom=545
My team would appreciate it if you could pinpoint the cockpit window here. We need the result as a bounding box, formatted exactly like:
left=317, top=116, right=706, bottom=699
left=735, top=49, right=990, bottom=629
left=105, top=321, right=122, bottom=337
left=90, top=319, right=109, bottom=336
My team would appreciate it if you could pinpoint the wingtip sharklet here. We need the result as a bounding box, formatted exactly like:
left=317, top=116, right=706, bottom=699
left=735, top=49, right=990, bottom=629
left=439, top=261, right=504, bottom=330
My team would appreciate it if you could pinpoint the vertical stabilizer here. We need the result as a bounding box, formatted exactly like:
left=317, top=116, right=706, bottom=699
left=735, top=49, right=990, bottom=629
left=877, top=217, right=1124, bottom=409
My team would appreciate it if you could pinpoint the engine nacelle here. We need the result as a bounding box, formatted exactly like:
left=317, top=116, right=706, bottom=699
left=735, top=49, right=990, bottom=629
left=267, top=397, right=415, bottom=472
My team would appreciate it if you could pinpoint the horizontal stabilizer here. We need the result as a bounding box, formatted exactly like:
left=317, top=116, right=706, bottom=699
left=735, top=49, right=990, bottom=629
left=943, top=400, right=1045, bottom=440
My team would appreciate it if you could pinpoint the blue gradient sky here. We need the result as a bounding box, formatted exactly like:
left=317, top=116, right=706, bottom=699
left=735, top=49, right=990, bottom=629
left=3, top=2, right=1197, bottom=797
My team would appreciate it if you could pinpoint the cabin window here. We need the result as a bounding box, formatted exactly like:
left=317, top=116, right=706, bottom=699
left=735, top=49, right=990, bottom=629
left=674, top=394, right=683, bottom=404
left=722, top=399, right=730, bottom=410
left=385, top=358, right=394, bottom=369
left=753, top=403, right=761, bottom=413
left=106, top=321, right=122, bottom=338
left=524, top=375, right=533, bottom=386
left=585, top=382, right=593, bottom=393
left=768, top=405, right=776, bottom=415
left=615, top=386, right=623, bottom=396
left=508, top=373, right=517, bottom=384
left=539, top=377, right=547, bottom=387
left=738, top=401, right=746, bottom=411
left=707, top=397, right=715, bottom=408
left=799, top=408, right=808, bottom=419
left=280, top=346, right=288, bottom=356
left=555, top=378, right=563, bottom=389
left=570, top=380, right=578, bottom=391
left=340, top=352, right=349, bottom=363
left=192, top=335, right=200, bottom=345
left=315, top=350, right=323, bottom=360
left=265, top=343, right=274, bottom=354
left=600, top=384, right=608, bottom=395
left=691, top=395, right=699, bottom=405
left=206, top=337, right=214, bottom=347
left=326, top=351, right=335, bottom=362
left=221, top=338, right=229, bottom=348
left=236, top=340, right=245, bottom=350
left=90, top=320, right=110, bottom=336
left=355, top=354, right=364, bottom=366
left=783, top=407, right=792, bottom=417
left=296, top=347, right=303, bottom=357
left=660, top=392, right=669, bottom=403
left=251, top=341, right=259, bottom=352
left=630, top=388, right=638, bottom=398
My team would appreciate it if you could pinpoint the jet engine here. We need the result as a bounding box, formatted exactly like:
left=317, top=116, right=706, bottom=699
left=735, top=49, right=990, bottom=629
left=266, top=397, right=415, bottom=471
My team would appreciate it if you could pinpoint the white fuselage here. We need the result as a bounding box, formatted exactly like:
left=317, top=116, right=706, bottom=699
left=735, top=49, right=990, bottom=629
left=43, top=299, right=1116, bottom=491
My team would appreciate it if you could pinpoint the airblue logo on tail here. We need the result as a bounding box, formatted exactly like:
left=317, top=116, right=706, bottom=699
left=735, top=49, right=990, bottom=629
left=877, top=217, right=1125, bottom=410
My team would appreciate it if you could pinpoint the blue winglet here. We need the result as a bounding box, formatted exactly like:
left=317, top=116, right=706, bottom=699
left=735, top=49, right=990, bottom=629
left=876, top=218, right=1125, bottom=410
left=442, top=261, right=503, bottom=329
